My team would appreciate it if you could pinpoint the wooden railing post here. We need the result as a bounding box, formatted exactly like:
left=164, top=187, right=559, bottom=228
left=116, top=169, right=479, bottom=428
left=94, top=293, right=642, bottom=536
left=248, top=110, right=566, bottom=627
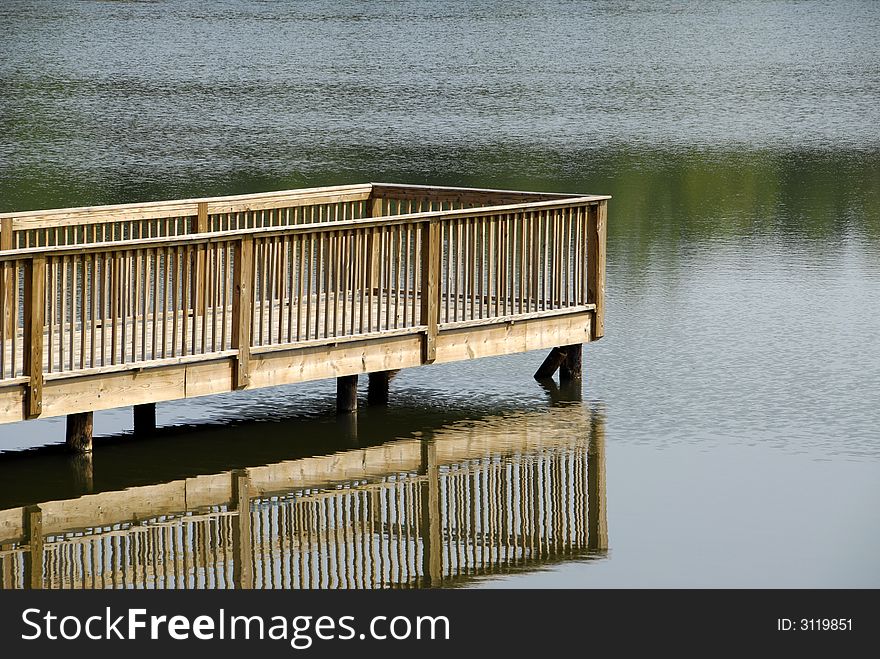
left=23, top=256, right=45, bottom=418
left=420, top=220, right=440, bottom=363
left=587, top=200, right=607, bottom=339
left=191, top=201, right=209, bottom=317
left=1, top=218, right=14, bottom=342
left=366, top=195, right=383, bottom=291
left=231, top=236, right=254, bottom=389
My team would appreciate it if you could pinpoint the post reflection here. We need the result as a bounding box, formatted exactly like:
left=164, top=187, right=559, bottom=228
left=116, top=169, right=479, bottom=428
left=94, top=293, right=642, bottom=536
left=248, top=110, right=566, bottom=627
left=0, top=404, right=607, bottom=589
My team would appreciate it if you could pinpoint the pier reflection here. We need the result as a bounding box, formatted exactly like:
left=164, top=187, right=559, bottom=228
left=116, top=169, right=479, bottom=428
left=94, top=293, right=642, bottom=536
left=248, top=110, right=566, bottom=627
left=0, top=404, right=606, bottom=589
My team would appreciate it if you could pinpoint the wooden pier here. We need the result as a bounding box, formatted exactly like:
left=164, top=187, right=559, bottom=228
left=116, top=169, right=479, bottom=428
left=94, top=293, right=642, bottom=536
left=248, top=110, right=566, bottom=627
left=0, top=183, right=608, bottom=450
left=0, top=405, right=607, bottom=589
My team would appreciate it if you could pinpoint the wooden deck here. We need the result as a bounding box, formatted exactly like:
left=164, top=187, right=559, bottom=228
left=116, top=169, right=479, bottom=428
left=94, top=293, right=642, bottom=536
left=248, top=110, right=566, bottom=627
left=0, top=183, right=608, bottom=436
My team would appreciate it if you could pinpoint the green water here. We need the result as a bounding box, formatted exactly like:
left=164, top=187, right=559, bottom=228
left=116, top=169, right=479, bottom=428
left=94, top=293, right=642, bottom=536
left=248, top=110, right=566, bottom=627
left=0, top=0, right=878, bottom=587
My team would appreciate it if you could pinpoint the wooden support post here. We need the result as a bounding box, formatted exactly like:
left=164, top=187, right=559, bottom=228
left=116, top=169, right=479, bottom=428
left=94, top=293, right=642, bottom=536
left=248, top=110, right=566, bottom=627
left=66, top=412, right=93, bottom=453
left=24, top=256, right=45, bottom=418
left=337, top=374, right=358, bottom=413
left=231, top=236, right=254, bottom=389
left=133, top=403, right=156, bottom=436
left=367, top=370, right=398, bottom=406
left=419, top=438, right=442, bottom=586
left=559, top=343, right=582, bottom=382
left=534, top=346, right=567, bottom=380
left=420, top=220, right=440, bottom=363
left=191, top=201, right=209, bottom=317
left=1, top=218, right=13, bottom=342
left=231, top=473, right=253, bottom=590
left=588, top=408, right=608, bottom=553
left=536, top=375, right=582, bottom=405
left=23, top=507, right=42, bottom=590
left=587, top=201, right=607, bottom=339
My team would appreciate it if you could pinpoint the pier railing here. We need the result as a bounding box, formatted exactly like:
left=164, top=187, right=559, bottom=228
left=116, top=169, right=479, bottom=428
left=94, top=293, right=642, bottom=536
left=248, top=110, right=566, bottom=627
left=0, top=183, right=569, bottom=249
left=0, top=184, right=608, bottom=422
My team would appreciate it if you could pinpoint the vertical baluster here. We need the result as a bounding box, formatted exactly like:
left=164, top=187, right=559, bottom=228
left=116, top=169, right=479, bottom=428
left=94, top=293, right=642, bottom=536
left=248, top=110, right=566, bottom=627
left=47, top=258, right=55, bottom=373
left=83, top=254, right=92, bottom=368
left=530, top=212, right=538, bottom=313
left=402, top=225, right=410, bottom=328
left=0, top=256, right=6, bottom=379
left=377, top=228, right=386, bottom=332
left=140, top=251, right=149, bottom=361
left=305, top=237, right=312, bottom=341
left=480, top=218, right=487, bottom=319
left=182, top=246, right=191, bottom=357
left=99, top=253, right=106, bottom=367
left=215, top=242, right=223, bottom=350
left=12, top=261, right=20, bottom=377
left=279, top=236, right=288, bottom=345
left=151, top=249, right=159, bottom=361
left=461, top=219, right=469, bottom=322
left=106, top=252, right=120, bottom=364
left=518, top=213, right=526, bottom=314
left=358, top=229, right=367, bottom=334
left=200, top=244, right=209, bottom=352
left=492, top=218, right=500, bottom=318
left=57, top=258, right=66, bottom=372
left=267, top=240, right=275, bottom=346
left=171, top=247, right=179, bottom=357
left=327, top=230, right=336, bottom=339
left=393, top=226, right=401, bottom=330
left=332, top=231, right=341, bottom=338
left=384, top=229, right=392, bottom=331
left=225, top=242, right=233, bottom=349
left=295, top=236, right=304, bottom=342
left=285, top=238, right=294, bottom=344
left=310, top=236, right=319, bottom=341
left=121, top=251, right=129, bottom=364
left=65, top=256, right=76, bottom=371
left=541, top=210, right=549, bottom=311
left=340, top=233, right=349, bottom=336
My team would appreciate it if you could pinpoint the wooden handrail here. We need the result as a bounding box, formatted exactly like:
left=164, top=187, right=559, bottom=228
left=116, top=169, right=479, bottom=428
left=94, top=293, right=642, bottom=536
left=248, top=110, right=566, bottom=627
left=0, top=183, right=374, bottom=225
left=0, top=194, right=609, bottom=261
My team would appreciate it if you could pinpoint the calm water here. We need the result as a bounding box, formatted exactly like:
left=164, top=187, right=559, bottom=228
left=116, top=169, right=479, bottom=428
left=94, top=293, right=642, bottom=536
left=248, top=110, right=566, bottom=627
left=0, top=0, right=878, bottom=587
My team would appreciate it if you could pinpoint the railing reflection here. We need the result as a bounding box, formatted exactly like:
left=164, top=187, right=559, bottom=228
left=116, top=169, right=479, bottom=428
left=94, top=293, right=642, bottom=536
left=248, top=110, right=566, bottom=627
left=0, top=405, right=606, bottom=589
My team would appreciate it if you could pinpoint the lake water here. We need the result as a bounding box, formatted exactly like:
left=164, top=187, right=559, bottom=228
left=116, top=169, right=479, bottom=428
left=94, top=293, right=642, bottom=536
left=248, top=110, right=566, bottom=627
left=0, top=0, right=878, bottom=588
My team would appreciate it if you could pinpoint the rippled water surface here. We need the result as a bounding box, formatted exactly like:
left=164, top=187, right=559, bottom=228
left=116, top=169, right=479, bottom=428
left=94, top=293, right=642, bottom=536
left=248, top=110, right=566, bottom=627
left=0, top=0, right=878, bottom=587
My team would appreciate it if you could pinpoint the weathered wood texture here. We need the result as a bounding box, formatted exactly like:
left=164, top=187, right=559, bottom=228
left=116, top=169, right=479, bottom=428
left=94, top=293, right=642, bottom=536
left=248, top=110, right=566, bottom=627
left=534, top=347, right=568, bottom=379
left=0, top=186, right=608, bottom=427
left=65, top=412, right=93, bottom=453
left=587, top=201, right=607, bottom=339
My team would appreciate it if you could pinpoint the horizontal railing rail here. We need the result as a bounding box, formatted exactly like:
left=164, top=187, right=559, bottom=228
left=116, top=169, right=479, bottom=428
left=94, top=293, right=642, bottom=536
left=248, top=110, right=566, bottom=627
left=0, top=183, right=577, bottom=249
left=0, top=185, right=608, bottom=423
left=0, top=184, right=374, bottom=249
